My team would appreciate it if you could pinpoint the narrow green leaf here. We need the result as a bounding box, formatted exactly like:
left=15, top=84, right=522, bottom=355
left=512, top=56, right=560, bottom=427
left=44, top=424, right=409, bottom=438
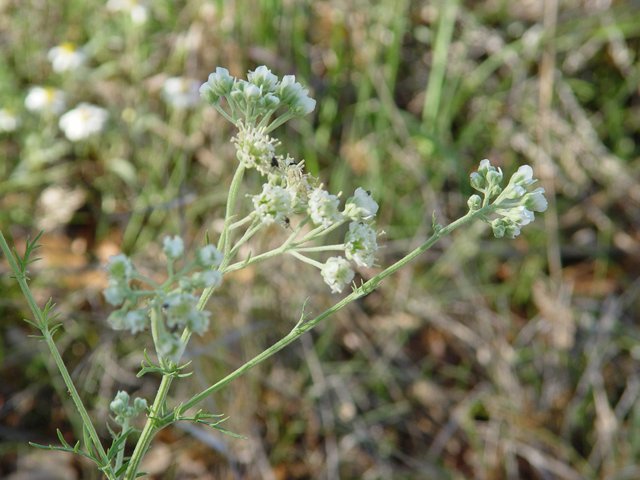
left=115, top=462, right=129, bottom=477
left=213, top=426, right=247, bottom=439
left=56, top=429, right=73, bottom=449
left=107, top=427, right=133, bottom=461
left=29, top=442, right=56, bottom=451
left=106, top=422, right=118, bottom=440
left=82, top=424, right=93, bottom=459
left=22, top=318, right=40, bottom=328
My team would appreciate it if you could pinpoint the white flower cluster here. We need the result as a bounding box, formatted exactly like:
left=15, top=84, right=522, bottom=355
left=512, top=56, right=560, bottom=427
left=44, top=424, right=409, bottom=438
left=246, top=156, right=380, bottom=293
left=231, top=123, right=280, bottom=173
left=252, top=184, right=292, bottom=226
left=321, top=188, right=380, bottom=293
left=200, top=66, right=316, bottom=124
left=103, top=237, right=224, bottom=361
left=470, top=159, right=548, bottom=239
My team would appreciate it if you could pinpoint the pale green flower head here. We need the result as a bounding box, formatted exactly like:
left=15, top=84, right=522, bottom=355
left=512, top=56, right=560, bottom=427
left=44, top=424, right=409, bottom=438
left=308, top=188, right=342, bottom=228
left=289, top=88, right=316, bottom=116
left=107, top=307, right=128, bottom=328
left=252, top=183, right=292, bottom=226
left=276, top=75, right=304, bottom=105
left=109, top=391, right=130, bottom=415
left=248, top=65, right=279, bottom=93
left=163, top=235, right=184, bottom=260
left=471, top=159, right=503, bottom=193
left=344, top=222, right=378, bottom=268
left=243, top=82, right=262, bottom=102
left=321, top=256, right=355, bottom=293
left=343, top=188, right=379, bottom=222
left=163, top=292, right=211, bottom=335
left=509, top=165, right=536, bottom=188
left=232, top=123, right=279, bottom=173
left=163, top=293, right=198, bottom=329
left=133, top=397, right=147, bottom=411
left=156, top=333, right=183, bottom=363
left=182, top=270, right=223, bottom=289
left=204, top=67, right=235, bottom=98
left=110, top=389, right=146, bottom=425
left=124, top=309, right=147, bottom=334
left=103, top=281, right=130, bottom=307
left=196, top=244, right=223, bottom=268
left=497, top=205, right=535, bottom=226
left=106, top=253, right=134, bottom=281
left=523, top=187, right=548, bottom=212
left=491, top=217, right=522, bottom=239
left=467, top=194, right=482, bottom=211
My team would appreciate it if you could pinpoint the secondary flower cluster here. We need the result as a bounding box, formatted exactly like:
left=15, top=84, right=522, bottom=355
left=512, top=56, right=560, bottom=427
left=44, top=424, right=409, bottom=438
left=200, top=66, right=316, bottom=128
left=469, top=159, right=548, bottom=238
left=103, top=237, right=224, bottom=361
left=233, top=122, right=380, bottom=293
left=109, top=390, right=147, bottom=426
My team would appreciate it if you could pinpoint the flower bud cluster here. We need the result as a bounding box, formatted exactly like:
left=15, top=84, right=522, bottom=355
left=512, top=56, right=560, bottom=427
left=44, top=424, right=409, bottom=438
left=109, top=390, right=147, bottom=426
left=103, top=237, right=224, bottom=361
left=200, top=66, right=316, bottom=126
left=469, top=159, right=548, bottom=239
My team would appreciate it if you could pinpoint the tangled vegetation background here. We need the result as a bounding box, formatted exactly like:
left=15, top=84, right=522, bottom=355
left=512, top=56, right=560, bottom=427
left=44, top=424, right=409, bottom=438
left=1, top=0, right=639, bottom=479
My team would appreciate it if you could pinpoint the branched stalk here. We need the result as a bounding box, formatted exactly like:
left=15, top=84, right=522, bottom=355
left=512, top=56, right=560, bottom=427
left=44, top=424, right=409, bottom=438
left=159, top=204, right=494, bottom=424
left=0, top=230, right=116, bottom=479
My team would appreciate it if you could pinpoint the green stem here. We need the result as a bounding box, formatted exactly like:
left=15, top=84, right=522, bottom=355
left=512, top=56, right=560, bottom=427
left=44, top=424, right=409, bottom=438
left=123, top=374, right=173, bottom=480
left=159, top=205, right=493, bottom=425
left=289, top=250, right=324, bottom=269
left=0, top=230, right=115, bottom=479
left=114, top=418, right=129, bottom=478
left=292, top=245, right=345, bottom=253
left=223, top=220, right=264, bottom=265
left=213, top=103, right=236, bottom=124
left=265, top=110, right=294, bottom=134
left=218, top=164, right=246, bottom=257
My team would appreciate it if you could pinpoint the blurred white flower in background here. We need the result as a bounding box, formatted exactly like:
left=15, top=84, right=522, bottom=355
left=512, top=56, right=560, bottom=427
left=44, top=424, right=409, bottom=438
left=47, top=42, right=87, bottom=73
left=0, top=109, right=20, bottom=132
left=59, top=103, right=109, bottom=141
left=25, top=87, right=67, bottom=115
left=161, top=77, right=201, bottom=109
left=36, top=185, right=87, bottom=231
left=106, top=0, right=148, bottom=24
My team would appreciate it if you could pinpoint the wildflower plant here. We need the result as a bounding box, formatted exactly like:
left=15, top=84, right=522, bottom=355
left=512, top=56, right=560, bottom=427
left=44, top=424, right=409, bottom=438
left=0, top=65, right=547, bottom=480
